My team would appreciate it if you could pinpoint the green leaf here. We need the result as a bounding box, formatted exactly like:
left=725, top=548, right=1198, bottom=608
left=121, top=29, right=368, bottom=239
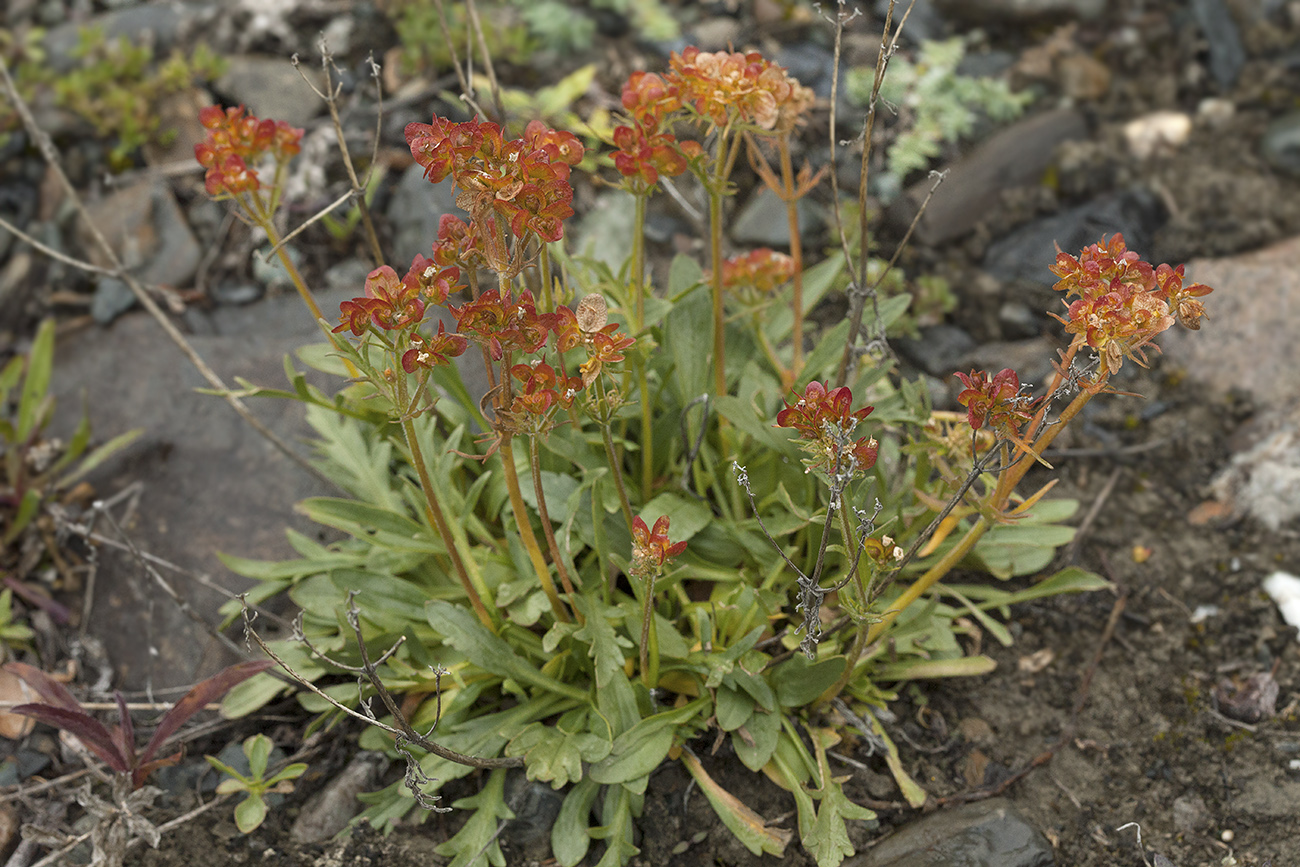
left=1, top=489, right=41, bottom=546
left=552, top=777, right=600, bottom=867
left=17, top=319, right=55, bottom=442
left=591, top=784, right=640, bottom=867
left=233, top=794, right=269, bottom=833
left=663, top=285, right=712, bottom=405
left=588, top=697, right=708, bottom=785
left=715, top=686, right=755, bottom=732
left=667, top=253, right=703, bottom=296
left=768, top=655, right=847, bottom=709
left=517, top=470, right=582, bottom=524
left=953, top=566, right=1111, bottom=611
left=296, top=497, right=443, bottom=554
left=732, top=707, right=782, bottom=771
left=425, top=600, right=587, bottom=701
left=435, top=768, right=513, bottom=867
left=764, top=256, right=846, bottom=343
left=56, top=428, right=143, bottom=488
left=803, top=730, right=876, bottom=867
left=572, top=596, right=632, bottom=689
left=634, top=492, right=712, bottom=545
left=713, top=394, right=795, bottom=452
left=506, top=721, right=611, bottom=788
left=244, top=734, right=272, bottom=780
left=681, top=749, right=790, bottom=856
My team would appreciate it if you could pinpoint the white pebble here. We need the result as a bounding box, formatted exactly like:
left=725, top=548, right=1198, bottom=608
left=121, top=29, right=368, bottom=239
left=1123, top=111, right=1192, bottom=159
left=1221, top=829, right=1235, bottom=843
left=1262, top=571, right=1300, bottom=634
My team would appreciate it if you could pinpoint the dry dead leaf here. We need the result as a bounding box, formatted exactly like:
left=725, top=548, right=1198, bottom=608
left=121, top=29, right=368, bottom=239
left=1018, top=648, right=1055, bottom=674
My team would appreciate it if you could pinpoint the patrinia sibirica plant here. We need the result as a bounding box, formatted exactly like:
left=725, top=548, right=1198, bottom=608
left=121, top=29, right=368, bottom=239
left=196, top=36, right=1215, bottom=867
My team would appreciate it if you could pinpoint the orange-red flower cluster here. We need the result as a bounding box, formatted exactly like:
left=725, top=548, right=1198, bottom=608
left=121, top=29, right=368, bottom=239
left=777, top=381, right=878, bottom=477
left=667, top=46, right=813, bottom=132
left=508, top=360, right=583, bottom=420
left=451, top=287, right=554, bottom=361
left=611, top=72, right=701, bottom=188
left=954, top=368, right=1037, bottom=435
left=631, top=515, right=687, bottom=577
left=1050, top=234, right=1212, bottom=375
left=719, top=248, right=796, bottom=297
left=405, top=117, right=579, bottom=244
left=194, top=104, right=302, bottom=197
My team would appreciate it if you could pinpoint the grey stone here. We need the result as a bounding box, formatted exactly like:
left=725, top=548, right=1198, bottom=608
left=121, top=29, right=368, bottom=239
left=211, top=283, right=264, bottom=306
left=78, top=180, right=201, bottom=309
left=1233, top=775, right=1300, bottom=819
left=43, top=4, right=187, bottom=73
left=215, top=56, right=326, bottom=129
left=290, top=753, right=384, bottom=843
left=571, top=190, right=639, bottom=272
left=982, top=189, right=1165, bottom=287
left=251, top=244, right=303, bottom=291
left=1173, top=793, right=1211, bottom=833
left=49, top=283, right=352, bottom=690
left=854, top=798, right=1053, bottom=867
left=690, top=17, right=742, bottom=52
left=1208, top=400, right=1300, bottom=531
left=896, top=324, right=977, bottom=377
left=1162, top=235, right=1300, bottom=407
left=91, top=277, right=137, bottom=324
left=888, top=109, right=1089, bottom=246
left=387, top=165, right=464, bottom=270
left=324, top=258, right=374, bottom=293
left=933, top=0, right=1104, bottom=21
left=1192, top=0, right=1246, bottom=89
left=730, top=186, right=820, bottom=248
left=997, top=300, right=1042, bottom=340
left=1260, top=112, right=1300, bottom=178
left=502, top=774, right=565, bottom=852
left=777, top=42, right=838, bottom=97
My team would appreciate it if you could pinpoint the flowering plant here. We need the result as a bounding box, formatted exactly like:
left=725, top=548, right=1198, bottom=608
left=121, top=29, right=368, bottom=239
left=197, top=33, right=1215, bottom=867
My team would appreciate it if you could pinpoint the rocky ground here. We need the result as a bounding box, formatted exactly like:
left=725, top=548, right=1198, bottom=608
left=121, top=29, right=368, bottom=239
left=3, top=0, right=1300, bottom=866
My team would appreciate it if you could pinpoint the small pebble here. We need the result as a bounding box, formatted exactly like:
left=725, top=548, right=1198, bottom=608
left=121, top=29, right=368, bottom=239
left=1123, top=111, right=1192, bottom=159
left=1221, top=829, right=1235, bottom=842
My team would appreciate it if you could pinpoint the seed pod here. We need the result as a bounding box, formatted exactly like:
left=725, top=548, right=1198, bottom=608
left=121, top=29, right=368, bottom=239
left=576, top=293, right=608, bottom=331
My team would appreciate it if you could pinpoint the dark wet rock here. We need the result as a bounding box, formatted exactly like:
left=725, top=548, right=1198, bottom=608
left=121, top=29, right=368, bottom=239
left=211, top=282, right=264, bottom=306
left=387, top=165, right=464, bottom=270
left=889, top=109, right=1088, bottom=246
left=933, top=0, right=1104, bottom=21
left=43, top=4, right=187, bottom=73
left=0, top=749, right=51, bottom=788
left=730, top=186, right=820, bottom=248
left=853, top=798, right=1053, bottom=867
left=502, top=774, right=566, bottom=854
left=214, top=55, right=326, bottom=128
left=1260, top=112, right=1300, bottom=178
left=982, top=189, right=1166, bottom=287
left=91, top=276, right=137, bottom=324
left=290, top=753, right=384, bottom=844
left=896, top=324, right=977, bottom=377
left=1191, top=0, right=1246, bottom=90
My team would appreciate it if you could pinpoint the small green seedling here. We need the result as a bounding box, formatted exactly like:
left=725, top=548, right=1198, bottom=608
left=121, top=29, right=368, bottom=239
left=206, top=734, right=307, bottom=833
left=0, top=589, right=35, bottom=658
